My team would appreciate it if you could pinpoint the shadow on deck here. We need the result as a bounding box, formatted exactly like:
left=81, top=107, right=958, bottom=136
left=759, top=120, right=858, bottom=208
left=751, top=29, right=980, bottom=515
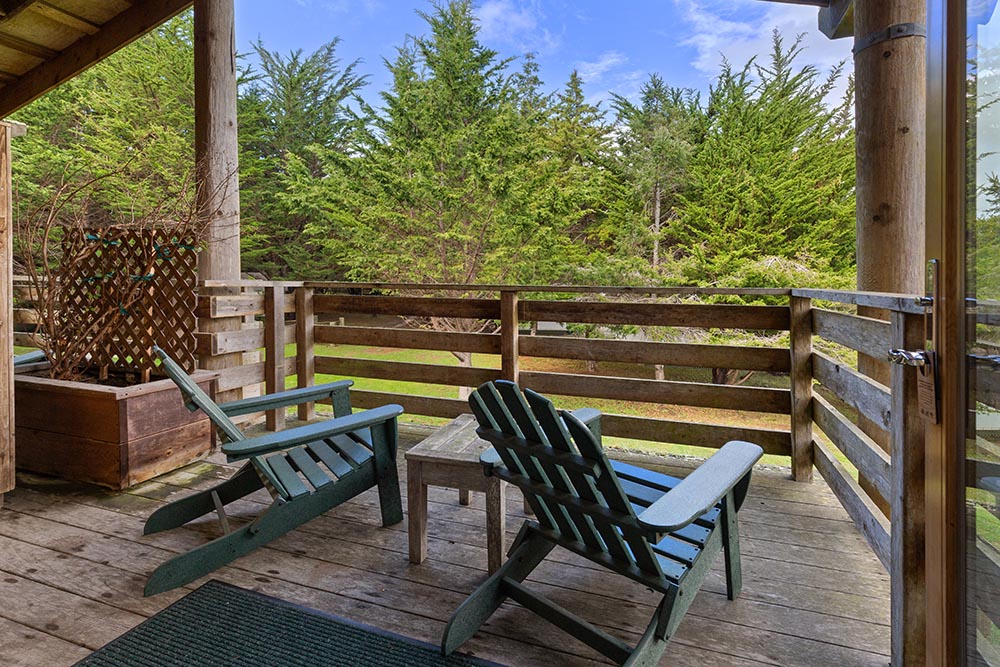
left=0, top=424, right=889, bottom=666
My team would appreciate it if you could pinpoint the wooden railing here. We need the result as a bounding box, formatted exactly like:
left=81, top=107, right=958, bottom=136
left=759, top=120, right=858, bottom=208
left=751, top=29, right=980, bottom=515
left=195, top=282, right=799, bottom=457
left=19, top=277, right=926, bottom=664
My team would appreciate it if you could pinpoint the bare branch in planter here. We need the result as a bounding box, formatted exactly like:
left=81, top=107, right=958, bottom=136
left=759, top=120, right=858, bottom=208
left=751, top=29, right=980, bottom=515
left=14, top=155, right=232, bottom=382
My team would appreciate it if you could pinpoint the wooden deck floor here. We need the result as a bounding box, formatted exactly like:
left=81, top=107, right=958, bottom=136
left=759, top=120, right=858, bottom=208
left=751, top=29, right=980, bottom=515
left=0, top=425, right=890, bottom=666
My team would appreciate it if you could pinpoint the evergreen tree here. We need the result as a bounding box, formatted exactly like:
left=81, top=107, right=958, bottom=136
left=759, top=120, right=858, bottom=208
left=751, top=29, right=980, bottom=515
left=315, top=0, right=574, bottom=287
left=672, top=33, right=855, bottom=287
left=238, top=38, right=368, bottom=279
left=612, top=75, right=703, bottom=273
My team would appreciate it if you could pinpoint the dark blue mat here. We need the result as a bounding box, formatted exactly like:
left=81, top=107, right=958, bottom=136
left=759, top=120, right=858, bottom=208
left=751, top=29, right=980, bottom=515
left=75, top=580, right=503, bottom=667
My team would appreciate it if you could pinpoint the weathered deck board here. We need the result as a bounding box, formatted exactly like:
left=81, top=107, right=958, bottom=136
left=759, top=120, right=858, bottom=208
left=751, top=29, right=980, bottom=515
left=0, top=427, right=890, bottom=667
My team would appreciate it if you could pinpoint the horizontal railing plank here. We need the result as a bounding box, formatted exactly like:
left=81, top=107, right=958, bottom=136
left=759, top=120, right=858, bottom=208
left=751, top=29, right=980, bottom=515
left=316, top=357, right=501, bottom=387
left=196, top=324, right=294, bottom=356
left=214, top=357, right=295, bottom=393
left=521, top=371, right=790, bottom=414
left=315, top=325, right=501, bottom=354
left=791, top=288, right=923, bottom=314
left=520, top=336, right=790, bottom=372
left=520, top=301, right=790, bottom=330
left=196, top=293, right=295, bottom=319
left=813, top=438, right=890, bottom=569
left=812, top=309, right=891, bottom=361
left=812, top=394, right=891, bottom=501
left=350, top=390, right=468, bottom=419
left=301, top=281, right=792, bottom=297
left=599, top=413, right=791, bottom=456
left=315, top=295, right=500, bottom=319
left=812, top=351, right=891, bottom=431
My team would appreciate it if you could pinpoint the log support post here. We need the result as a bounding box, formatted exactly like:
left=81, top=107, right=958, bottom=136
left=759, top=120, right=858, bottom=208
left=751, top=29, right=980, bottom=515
left=789, top=296, right=814, bottom=482
left=194, top=0, right=242, bottom=402
left=854, top=0, right=927, bottom=513
left=295, top=287, right=316, bottom=422
left=889, top=310, right=926, bottom=666
left=0, top=124, right=14, bottom=505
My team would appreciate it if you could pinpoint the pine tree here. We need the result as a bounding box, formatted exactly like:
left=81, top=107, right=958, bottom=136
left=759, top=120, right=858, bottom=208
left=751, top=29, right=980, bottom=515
left=612, top=75, right=703, bottom=273
left=672, top=32, right=855, bottom=288
left=238, top=38, right=368, bottom=279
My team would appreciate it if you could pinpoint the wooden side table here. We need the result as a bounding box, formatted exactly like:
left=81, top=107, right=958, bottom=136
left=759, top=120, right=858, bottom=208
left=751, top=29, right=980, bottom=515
left=405, top=414, right=506, bottom=573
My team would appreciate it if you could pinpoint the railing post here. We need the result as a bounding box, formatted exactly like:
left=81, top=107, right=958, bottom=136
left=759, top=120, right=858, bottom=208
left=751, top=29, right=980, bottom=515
left=264, top=284, right=285, bottom=431
left=789, top=296, right=814, bottom=482
left=889, top=310, right=925, bottom=666
left=501, top=290, right=519, bottom=384
left=295, top=287, right=315, bottom=422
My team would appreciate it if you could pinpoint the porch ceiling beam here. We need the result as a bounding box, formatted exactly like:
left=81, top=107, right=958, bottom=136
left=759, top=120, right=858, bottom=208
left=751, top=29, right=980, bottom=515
left=756, top=0, right=854, bottom=40
left=819, top=0, right=854, bottom=39
left=28, top=2, right=100, bottom=35
left=0, top=0, right=35, bottom=21
left=0, top=0, right=193, bottom=118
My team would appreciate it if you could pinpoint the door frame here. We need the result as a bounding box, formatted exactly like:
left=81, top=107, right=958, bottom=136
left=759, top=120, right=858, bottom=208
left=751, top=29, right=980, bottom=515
left=925, top=0, right=968, bottom=663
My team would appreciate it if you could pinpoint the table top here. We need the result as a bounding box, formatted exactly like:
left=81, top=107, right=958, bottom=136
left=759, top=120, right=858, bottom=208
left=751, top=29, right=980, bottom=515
left=404, top=414, right=492, bottom=465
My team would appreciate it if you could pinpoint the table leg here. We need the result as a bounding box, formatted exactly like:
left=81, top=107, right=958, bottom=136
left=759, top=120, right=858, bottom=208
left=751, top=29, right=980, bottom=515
left=485, top=477, right=506, bottom=574
left=407, top=459, right=428, bottom=564
left=459, top=488, right=471, bottom=505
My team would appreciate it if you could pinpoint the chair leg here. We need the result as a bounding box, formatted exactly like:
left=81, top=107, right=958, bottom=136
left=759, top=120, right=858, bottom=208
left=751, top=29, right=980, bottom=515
left=143, top=463, right=263, bottom=536
left=371, top=421, right=403, bottom=526
left=721, top=490, right=743, bottom=601
left=441, top=527, right=554, bottom=655
left=145, top=465, right=376, bottom=596
left=622, top=593, right=676, bottom=667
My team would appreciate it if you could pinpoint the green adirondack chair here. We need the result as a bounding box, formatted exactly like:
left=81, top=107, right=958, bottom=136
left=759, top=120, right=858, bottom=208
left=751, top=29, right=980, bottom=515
left=142, top=346, right=404, bottom=596
left=442, top=380, right=763, bottom=666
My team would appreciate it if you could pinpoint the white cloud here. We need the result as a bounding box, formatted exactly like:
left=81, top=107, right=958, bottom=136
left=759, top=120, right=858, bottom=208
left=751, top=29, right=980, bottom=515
left=475, top=0, right=561, bottom=54
left=674, top=0, right=853, bottom=102
left=576, top=50, right=628, bottom=82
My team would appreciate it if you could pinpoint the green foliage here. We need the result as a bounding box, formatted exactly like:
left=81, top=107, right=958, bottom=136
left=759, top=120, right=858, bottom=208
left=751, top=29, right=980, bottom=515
left=307, top=0, right=582, bottom=287
left=12, top=14, right=196, bottom=219
left=238, top=38, right=369, bottom=279
left=612, top=75, right=703, bottom=272
left=671, top=32, right=855, bottom=287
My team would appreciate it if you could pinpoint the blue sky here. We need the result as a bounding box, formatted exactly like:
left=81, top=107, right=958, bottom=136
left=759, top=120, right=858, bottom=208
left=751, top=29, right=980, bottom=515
left=234, top=1, right=853, bottom=108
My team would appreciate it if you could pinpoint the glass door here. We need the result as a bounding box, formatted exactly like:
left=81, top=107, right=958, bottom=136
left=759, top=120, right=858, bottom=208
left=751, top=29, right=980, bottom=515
left=966, top=1, right=1000, bottom=662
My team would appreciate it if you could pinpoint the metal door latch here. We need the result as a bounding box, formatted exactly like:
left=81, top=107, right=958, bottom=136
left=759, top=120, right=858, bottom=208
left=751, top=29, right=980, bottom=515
left=888, top=349, right=930, bottom=367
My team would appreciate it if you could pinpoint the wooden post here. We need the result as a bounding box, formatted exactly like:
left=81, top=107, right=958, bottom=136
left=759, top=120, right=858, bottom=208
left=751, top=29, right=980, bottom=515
left=855, top=0, right=927, bottom=511
left=500, top=290, right=519, bottom=384
left=788, top=296, right=814, bottom=482
left=194, top=0, right=242, bottom=402
left=264, top=285, right=285, bottom=432
left=889, top=310, right=926, bottom=666
left=0, top=124, right=14, bottom=508
left=295, top=287, right=315, bottom=422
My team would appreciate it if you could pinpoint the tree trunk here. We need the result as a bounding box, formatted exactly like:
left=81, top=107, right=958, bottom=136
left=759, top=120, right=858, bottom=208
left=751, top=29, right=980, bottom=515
left=453, top=350, right=472, bottom=400
left=652, top=183, right=661, bottom=270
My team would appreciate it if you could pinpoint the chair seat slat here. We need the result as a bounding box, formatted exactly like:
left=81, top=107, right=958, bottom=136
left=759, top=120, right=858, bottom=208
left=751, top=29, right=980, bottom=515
left=327, top=433, right=373, bottom=467
left=652, top=534, right=701, bottom=566
left=287, top=446, right=333, bottom=490
left=264, top=454, right=310, bottom=498
left=308, top=440, right=353, bottom=478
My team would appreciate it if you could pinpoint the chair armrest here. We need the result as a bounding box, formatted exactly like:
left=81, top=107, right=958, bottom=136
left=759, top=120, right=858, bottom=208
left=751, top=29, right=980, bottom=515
left=568, top=407, right=602, bottom=441
left=480, top=446, right=503, bottom=476
left=222, top=403, right=403, bottom=460
left=219, top=380, right=354, bottom=417
left=636, top=440, right=763, bottom=532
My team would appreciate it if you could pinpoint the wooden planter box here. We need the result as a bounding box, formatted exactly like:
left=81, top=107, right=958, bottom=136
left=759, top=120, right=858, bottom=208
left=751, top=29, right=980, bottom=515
left=14, top=371, right=217, bottom=489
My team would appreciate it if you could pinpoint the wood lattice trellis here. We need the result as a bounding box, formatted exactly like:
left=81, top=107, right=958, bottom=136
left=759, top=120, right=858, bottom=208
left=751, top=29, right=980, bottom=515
left=60, top=228, right=198, bottom=374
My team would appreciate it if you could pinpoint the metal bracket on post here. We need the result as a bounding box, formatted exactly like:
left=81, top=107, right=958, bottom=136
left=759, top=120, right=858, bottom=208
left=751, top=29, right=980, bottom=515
left=853, top=22, right=927, bottom=55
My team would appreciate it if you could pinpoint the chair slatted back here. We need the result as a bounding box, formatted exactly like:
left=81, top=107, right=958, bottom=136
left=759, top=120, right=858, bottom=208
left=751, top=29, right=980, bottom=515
left=154, top=346, right=244, bottom=444
left=154, top=346, right=291, bottom=499
left=470, top=381, right=662, bottom=580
